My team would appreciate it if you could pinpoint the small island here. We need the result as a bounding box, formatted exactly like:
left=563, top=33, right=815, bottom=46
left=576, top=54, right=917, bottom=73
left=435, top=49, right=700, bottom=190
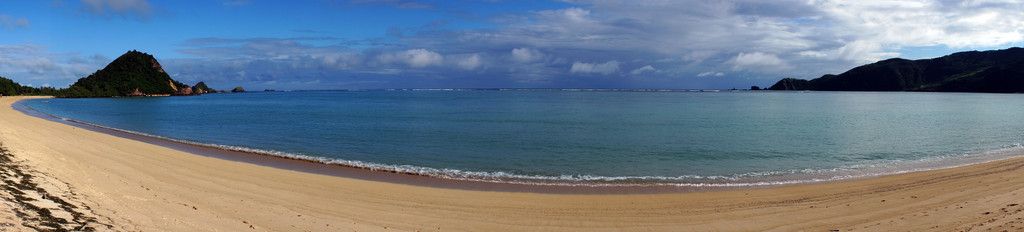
left=769, top=47, right=1024, bottom=93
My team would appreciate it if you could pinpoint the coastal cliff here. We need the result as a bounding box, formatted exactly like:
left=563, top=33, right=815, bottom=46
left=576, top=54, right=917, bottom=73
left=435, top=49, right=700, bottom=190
left=769, top=47, right=1024, bottom=93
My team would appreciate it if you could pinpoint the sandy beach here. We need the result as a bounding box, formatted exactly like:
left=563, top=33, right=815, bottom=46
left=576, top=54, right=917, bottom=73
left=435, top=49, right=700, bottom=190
left=1, top=96, right=1023, bottom=231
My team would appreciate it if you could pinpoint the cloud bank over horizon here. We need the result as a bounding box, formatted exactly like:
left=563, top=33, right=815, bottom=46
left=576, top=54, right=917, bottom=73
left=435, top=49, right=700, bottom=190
left=2, top=0, right=1024, bottom=90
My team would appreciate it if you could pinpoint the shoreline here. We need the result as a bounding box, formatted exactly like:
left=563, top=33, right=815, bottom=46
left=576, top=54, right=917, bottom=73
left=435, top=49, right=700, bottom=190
left=17, top=97, right=1024, bottom=193
left=3, top=95, right=1024, bottom=231
left=14, top=99, right=735, bottom=194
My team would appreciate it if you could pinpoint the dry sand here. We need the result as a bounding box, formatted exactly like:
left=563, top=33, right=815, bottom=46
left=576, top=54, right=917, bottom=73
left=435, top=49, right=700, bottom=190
left=2, top=96, right=1024, bottom=231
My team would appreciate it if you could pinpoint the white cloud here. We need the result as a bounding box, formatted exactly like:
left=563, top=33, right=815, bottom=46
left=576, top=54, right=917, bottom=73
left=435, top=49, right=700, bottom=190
left=630, top=65, right=658, bottom=75
left=377, top=49, right=443, bottom=68
left=436, top=1, right=1024, bottom=78
left=796, top=40, right=902, bottom=63
left=730, top=52, right=790, bottom=72
left=681, top=51, right=716, bottom=62
left=0, top=44, right=109, bottom=87
left=538, top=7, right=591, bottom=23
left=405, top=49, right=443, bottom=67
left=697, top=71, right=724, bottom=77
left=511, top=48, right=543, bottom=63
left=834, top=40, right=901, bottom=63
left=798, top=50, right=828, bottom=58
left=817, top=0, right=1024, bottom=50
left=456, top=54, right=482, bottom=70
left=320, top=53, right=361, bottom=70
left=570, top=61, right=620, bottom=75
left=121, top=1, right=1024, bottom=89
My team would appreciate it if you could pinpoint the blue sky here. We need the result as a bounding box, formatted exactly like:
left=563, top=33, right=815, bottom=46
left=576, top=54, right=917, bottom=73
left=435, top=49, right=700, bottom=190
left=1, top=0, right=1023, bottom=90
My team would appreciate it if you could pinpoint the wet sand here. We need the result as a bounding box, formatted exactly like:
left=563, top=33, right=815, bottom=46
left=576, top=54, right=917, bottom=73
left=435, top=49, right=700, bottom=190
left=2, top=96, right=1024, bottom=231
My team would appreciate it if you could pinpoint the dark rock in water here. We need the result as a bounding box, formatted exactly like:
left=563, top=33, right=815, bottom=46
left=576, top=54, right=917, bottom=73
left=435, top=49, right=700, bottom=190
left=231, top=86, right=245, bottom=92
left=750, top=86, right=761, bottom=90
left=769, top=78, right=812, bottom=90
left=192, top=81, right=214, bottom=94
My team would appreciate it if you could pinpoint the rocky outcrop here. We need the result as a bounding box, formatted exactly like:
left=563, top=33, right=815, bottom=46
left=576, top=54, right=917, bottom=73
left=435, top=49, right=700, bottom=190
left=128, top=88, right=145, bottom=97
left=768, top=78, right=812, bottom=90
left=231, top=86, right=245, bottom=92
left=192, top=81, right=214, bottom=94
left=168, top=79, right=178, bottom=92
left=151, top=58, right=164, bottom=73
left=173, top=85, right=194, bottom=96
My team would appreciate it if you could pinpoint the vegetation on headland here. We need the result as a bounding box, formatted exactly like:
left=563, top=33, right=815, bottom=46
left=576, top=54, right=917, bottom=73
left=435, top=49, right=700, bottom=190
left=59, top=50, right=193, bottom=98
left=0, top=50, right=235, bottom=98
left=0, top=76, right=56, bottom=96
left=770, top=47, right=1024, bottom=93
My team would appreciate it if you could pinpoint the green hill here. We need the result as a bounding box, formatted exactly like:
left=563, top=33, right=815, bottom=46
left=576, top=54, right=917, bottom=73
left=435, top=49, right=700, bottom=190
left=769, top=47, right=1024, bottom=93
left=0, top=76, right=53, bottom=96
left=58, top=50, right=189, bottom=98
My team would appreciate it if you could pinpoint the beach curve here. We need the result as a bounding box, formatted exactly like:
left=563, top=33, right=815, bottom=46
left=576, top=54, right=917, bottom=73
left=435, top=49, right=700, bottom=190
left=2, top=96, right=1024, bottom=231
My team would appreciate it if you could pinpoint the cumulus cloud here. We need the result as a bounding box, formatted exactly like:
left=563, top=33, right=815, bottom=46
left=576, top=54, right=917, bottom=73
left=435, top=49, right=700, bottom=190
left=80, top=0, right=154, bottom=20
left=570, top=61, right=620, bottom=75
left=0, top=44, right=110, bottom=87
left=134, top=1, right=1024, bottom=89
left=455, top=54, right=483, bottom=70
left=377, top=49, right=443, bottom=68
left=630, top=65, right=658, bottom=75
left=697, top=71, right=724, bottom=77
left=540, top=7, right=590, bottom=23
left=730, top=52, right=790, bottom=72
left=817, top=0, right=1024, bottom=49
left=320, top=53, right=362, bottom=70
left=511, top=48, right=543, bottom=63
left=440, top=1, right=1022, bottom=78
left=0, top=15, right=30, bottom=30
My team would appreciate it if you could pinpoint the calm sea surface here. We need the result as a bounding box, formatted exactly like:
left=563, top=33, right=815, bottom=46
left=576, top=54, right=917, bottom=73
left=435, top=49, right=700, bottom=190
left=19, top=90, right=1024, bottom=186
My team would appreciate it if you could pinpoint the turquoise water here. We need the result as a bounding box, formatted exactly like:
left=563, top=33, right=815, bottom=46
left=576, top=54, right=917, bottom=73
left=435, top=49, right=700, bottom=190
left=19, top=90, right=1024, bottom=186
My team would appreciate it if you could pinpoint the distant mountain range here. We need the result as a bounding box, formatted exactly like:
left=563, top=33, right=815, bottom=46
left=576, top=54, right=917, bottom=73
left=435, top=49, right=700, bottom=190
left=770, top=47, right=1024, bottom=93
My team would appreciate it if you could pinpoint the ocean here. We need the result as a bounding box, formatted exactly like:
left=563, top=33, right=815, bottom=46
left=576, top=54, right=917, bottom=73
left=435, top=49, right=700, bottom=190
left=18, top=90, right=1024, bottom=187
